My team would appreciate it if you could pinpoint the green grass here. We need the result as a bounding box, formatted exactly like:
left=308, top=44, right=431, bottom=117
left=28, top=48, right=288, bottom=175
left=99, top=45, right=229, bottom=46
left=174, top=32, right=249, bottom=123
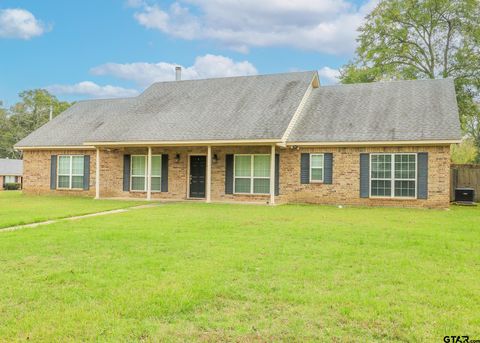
left=0, top=191, right=141, bottom=228
left=0, top=200, right=479, bottom=342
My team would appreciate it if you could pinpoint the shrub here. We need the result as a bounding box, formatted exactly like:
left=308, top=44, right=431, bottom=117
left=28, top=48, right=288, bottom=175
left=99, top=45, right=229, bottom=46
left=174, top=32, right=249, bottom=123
left=4, top=183, right=21, bottom=190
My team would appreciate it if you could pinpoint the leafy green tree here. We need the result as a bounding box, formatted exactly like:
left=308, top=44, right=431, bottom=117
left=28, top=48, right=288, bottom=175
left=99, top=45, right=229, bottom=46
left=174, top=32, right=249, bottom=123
left=340, top=0, right=480, bottom=159
left=0, top=101, right=15, bottom=158
left=0, top=90, right=73, bottom=159
left=451, top=139, right=478, bottom=164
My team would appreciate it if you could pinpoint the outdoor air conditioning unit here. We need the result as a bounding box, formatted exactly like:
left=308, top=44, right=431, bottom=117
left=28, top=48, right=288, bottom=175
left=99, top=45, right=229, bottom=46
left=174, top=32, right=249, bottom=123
left=454, top=188, right=475, bottom=204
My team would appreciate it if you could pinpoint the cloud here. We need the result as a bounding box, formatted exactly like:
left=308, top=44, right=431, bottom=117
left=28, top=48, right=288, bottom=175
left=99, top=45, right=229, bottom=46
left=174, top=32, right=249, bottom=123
left=124, top=0, right=146, bottom=8
left=47, top=81, right=139, bottom=98
left=318, top=67, right=340, bottom=85
left=0, top=8, right=48, bottom=39
left=130, top=0, right=378, bottom=55
left=46, top=54, right=256, bottom=100
left=91, top=54, right=258, bottom=87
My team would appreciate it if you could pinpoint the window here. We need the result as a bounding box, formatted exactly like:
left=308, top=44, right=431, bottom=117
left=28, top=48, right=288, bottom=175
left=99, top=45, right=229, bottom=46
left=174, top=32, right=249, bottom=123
left=131, top=155, right=146, bottom=191
left=58, top=155, right=84, bottom=189
left=394, top=154, right=416, bottom=197
left=310, top=154, right=324, bottom=182
left=151, top=155, right=162, bottom=192
left=234, top=154, right=270, bottom=194
left=130, top=155, right=162, bottom=192
left=5, top=176, right=16, bottom=183
left=370, top=154, right=416, bottom=198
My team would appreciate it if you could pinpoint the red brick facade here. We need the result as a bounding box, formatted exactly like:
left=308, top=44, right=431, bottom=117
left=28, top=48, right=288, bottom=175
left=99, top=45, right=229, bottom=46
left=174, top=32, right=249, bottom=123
left=21, top=144, right=451, bottom=208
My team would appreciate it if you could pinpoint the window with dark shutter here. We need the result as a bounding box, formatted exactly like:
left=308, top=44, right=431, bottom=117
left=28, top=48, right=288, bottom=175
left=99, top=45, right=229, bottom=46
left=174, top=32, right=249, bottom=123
left=83, top=155, right=90, bottom=190
left=50, top=155, right=57, bottom=190
left=360, top=153, right=370, bottom=198
left=417, top=152, right=428, bottom=199
left=123, top=155, right=131, bottom=192
left=225, top=154, right=234, bottom=194
left=323, top=153, right=333, bottom=184
left=300, top=153, right=309, bottom=184
left=275, top=154, right=280, bottom=196
left=161, top=154, right=169, bottom=192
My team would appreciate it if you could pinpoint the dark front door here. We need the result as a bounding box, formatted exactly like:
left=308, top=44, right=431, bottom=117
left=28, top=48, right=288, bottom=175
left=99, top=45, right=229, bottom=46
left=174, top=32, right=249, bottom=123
left=189, top=156, right=206, bottom=198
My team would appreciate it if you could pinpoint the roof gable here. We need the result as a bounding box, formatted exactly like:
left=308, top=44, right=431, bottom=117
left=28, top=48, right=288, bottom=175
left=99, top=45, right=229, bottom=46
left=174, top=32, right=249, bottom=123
left=86, top=71, right=316, bottom=143
left=288, top=78, right=461, bottom=143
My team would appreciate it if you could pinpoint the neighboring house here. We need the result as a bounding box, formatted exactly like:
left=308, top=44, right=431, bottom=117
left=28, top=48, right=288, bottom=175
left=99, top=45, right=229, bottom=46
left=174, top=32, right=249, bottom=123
left=0, top=158, right=23, bottom=190
left=15, top=71, right=461, bottom=207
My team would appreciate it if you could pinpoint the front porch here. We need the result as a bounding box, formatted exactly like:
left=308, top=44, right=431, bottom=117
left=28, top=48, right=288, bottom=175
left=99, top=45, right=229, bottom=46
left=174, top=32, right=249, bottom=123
left=94, top=144, right=278, bottom=205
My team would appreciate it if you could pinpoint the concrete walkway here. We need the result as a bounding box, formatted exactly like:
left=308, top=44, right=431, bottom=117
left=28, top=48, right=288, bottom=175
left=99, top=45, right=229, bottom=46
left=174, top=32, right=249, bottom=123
left=0, top=204, right=160, bottom=233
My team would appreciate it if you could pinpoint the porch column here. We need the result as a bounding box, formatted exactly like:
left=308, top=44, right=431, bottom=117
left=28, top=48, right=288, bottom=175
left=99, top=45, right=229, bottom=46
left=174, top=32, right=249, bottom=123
left=95, top=147, right=100, bottom=199
left=206, top=145, right=212, bottom=203
left=270, top=144, right=275, bottom=205
left=147, top=147, right=152, bottom=200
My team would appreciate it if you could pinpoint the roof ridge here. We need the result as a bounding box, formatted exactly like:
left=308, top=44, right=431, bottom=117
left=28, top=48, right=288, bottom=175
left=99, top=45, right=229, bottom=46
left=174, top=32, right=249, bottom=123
left=323, top=77, right=453, bottom=88
left=74, top=97, right=137, bottom=103
left=280, top=73, right=319, bottom=144
left=148, top=70, right=317, bottom=87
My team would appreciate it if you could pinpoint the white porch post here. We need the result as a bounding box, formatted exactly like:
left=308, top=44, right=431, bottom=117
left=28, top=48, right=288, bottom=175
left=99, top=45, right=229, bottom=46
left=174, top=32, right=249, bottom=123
left=147, top=147, right=152, bottom=200
left=95, top=147, right=100, bottom=199
left=206, top=145, right=212, bottom=203
left=270, top=144, right=275, bottom=205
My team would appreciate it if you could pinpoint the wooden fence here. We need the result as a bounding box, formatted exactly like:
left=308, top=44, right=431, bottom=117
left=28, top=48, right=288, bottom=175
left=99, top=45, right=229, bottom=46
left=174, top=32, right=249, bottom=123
left=451, top=164, right=480, bottom=202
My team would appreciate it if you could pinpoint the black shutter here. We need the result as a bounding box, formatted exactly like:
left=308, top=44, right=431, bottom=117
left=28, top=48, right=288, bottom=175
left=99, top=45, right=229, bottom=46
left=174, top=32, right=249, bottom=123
left=360, top=153, right=370, bottom=198
left=2, top=176, right=5, bottom=189
left=300, top=153, right=310, bottom=184
left=161, top=154, right=169, bottom=192
left=417, top=152, right=428, bottom=199
left=83, top=155, right=90, bottom=190
left=225, top=154, right=234, bottom=194
left=50, top=155, right=57, bottom=190
left=275, top=154, right=280, bottom=196
left=324, top=153, right=333, bottom=184
left=123, top=155, right=131, bottom=192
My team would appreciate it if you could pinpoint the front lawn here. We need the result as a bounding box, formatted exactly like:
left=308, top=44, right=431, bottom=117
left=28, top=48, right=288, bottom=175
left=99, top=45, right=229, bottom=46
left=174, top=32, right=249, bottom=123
left=0, top=201, right=479, bottom=341
left=0, top=191, right=141, bottom=228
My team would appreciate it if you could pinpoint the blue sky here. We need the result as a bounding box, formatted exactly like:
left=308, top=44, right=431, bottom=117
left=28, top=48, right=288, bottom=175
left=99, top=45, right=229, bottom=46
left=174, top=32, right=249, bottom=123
left=0, top=0, right=375, bottom=106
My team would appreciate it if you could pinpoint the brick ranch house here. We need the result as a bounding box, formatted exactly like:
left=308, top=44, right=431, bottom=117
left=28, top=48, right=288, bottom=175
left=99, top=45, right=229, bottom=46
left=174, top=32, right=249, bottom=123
left=15, top=71, right=461, bottom=208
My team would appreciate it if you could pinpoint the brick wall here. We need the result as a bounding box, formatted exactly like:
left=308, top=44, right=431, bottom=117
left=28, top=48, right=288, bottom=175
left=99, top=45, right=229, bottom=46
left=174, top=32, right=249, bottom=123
left=277, top=145, right=451, bottom=208
left=21, top=145, right=451, bottom=208
left=98, top=146, right=271, bottom=203
left=22, top=149, right=96, bottom=196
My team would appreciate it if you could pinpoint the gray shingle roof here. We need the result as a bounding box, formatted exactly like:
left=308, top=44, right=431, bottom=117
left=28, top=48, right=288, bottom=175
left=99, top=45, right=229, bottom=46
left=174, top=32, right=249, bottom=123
left=87, top=71, right=315, bottom=142
left=15, top=98, right=136, bottom=147
left=288, top=78, right=461, bottom=142
left=0, top=159, right=23, bottom=176
left=15, top=71, right=314, bottom=147
left=15, top=72, right=461, bottom=148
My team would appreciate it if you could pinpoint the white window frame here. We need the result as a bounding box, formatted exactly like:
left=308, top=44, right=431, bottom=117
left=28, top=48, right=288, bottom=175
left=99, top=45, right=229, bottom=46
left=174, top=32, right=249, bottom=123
left=151, top=155, right=162, bottom=193
left=369, top=153, right=417, bottom=199
left=57, top=155, right=84, bottom=190
left=233, top=154, right=271, bottom=195
left=309, top=154, right=324, bottom=183
left=130, top=155, right=162, bottom=192
left=5, top=176, right=16, bottom=184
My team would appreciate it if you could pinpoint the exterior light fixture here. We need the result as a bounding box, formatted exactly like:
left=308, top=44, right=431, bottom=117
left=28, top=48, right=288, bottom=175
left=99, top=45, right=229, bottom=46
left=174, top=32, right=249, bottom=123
left=175, top=154, right=180, bottom=162
left=213, top=154, right=218, bottom=163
